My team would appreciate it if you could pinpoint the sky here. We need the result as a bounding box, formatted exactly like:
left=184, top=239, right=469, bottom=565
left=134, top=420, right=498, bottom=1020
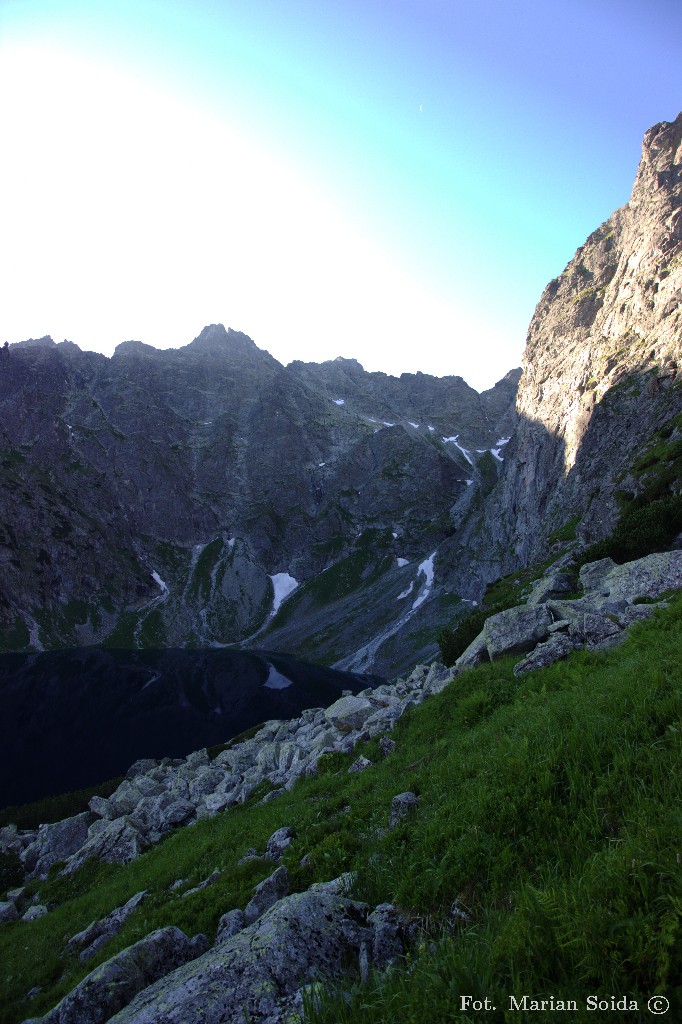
left=1, top=1, right=680, bottom=391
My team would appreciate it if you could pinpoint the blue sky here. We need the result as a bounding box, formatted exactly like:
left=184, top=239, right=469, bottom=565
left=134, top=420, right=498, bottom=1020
left=1, top=0, right=680, bottom=390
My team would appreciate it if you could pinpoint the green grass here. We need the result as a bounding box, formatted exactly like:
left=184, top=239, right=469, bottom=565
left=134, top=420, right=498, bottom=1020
left=2, top=597, right=681, bottom=1023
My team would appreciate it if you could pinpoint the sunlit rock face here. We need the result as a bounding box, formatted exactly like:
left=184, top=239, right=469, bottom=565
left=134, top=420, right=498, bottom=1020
left=483, top=113, right=682, bottom=568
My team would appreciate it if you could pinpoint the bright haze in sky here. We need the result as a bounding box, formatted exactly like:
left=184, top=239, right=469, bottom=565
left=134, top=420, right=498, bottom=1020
left=1, top=1, right=680, bottom=391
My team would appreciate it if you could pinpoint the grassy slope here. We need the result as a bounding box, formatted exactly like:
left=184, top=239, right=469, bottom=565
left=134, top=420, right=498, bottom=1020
left=1, top=596, right=681, bottom=1024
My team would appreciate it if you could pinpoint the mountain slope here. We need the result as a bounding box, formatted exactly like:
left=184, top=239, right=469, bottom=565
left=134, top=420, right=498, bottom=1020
left=0, top=328, right=518, bottom=673
left=439, top=113, right=682, bottom=600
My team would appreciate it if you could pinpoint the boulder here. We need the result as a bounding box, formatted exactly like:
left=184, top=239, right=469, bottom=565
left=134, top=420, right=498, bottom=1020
left=101, top=890, right=371, bottom=1024
left=265, top=827, right=295, bottom=861
left=389, top=792, right=419, bottom=829
left=63, top=817, right=145, bottom=874
left=66, top=891, right=148, bottom=962
left=482, top=605, right=554, bottom=660
left=578, top=557, right=617, bottom=595
left=324, top=694, right=375, bottom=733
left=25, top=926, right=208, bottom=1024
left=348, top=756, right=373, bottom=773
left=600, top=551, right=682, bottom=604
left=126, top=758, right=159, bottom=779
left=215, top=909, right=245, bottom=943
left=368, top=903, right=403, bottom=966
left=0, top=901, right=18, bottom=923
left=513, top=633, right=578, bottom=676
left=22, top=812, right=93, bottom=879
left=380, top=736, right=397, bottom=757
left=526, top=571, right=575, bottom=605
left=22, top=905, right=48, bottom=922
left=243, top=865, right=290, bottom=925
left=455, top=631, right=488, bottom=671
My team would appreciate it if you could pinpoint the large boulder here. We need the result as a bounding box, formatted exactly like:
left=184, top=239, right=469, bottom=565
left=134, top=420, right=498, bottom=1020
left=62, top=817, right=146, bottom=874
left=25, top=926, right=208, bottom=1024
left=324, top=694, right=375, bottom=733
left=104, top=889, right=372, bottom=1024
left=597, top=551, right=682, bottom=604
left=22, top=812, right=93, bottom=879
left=482, top=605, right=554, bottom=660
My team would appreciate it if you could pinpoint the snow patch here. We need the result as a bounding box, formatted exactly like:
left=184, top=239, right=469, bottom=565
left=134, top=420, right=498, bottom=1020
left=264, top=663, right=294, bottom=690
left=408, top=421, right=420, bottom=428
left=428, top=425, right=435, bottom=432
left=269, top=572, right=299, bottom=615
left=411, top=551, right=436, bottom=610
left=466, top=479, right=474, bottom=486
left=382, top=421, right=395, bottom=427
left=397, top=581, right=414, bottom=600
left=318, top=462, right=326, bottom=467
left=333, top=398, right=345, bottom=406
left=396, top=557, right=409, bottom=567
left=442, top=435, right=473, bottom=466
left=151, top=571, right=169, bottom=594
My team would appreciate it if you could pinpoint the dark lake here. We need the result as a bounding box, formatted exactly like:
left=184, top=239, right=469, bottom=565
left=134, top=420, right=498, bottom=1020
left=0, top=648, right=381, bottom=808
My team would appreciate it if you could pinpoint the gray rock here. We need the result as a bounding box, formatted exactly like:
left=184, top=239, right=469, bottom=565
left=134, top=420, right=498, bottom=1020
left=126, top=758, right=159, bottom=779
left=601, top=551, right=682, bottom=604
left=237, top=848, right=261, bottom=866
left=324, top=694, right=376, bottom=733
left=0, top=901, right=19, bottom=923
left=389, top=792, right=419, bottom=829
left=66, top=891, right=148, bottom=962
left=616, top=604, right=659, bottom=627
left=483, top=604, right=554, bottom=660
left=29, top=926, right=208, bottom=1024
left=22, top=812, right=93, bottom=879
left=348, top=755, right=373, bottom=773
left=63, top=817, right=145, bottom=874
left=380, top=736, right=397, bottom=757
left=567, top=611, right=621, bottom=646
left=265, top=827, right=295, bottom=861
left=527, top=571, right=575, bottom=604
left=579, top=558, right=617, bottom=595
left=243, top=865, right=290, bottom=925
left=308, top=872, right=356, bottom=895
left=181, top=871, right=221, bottom=899
left=104, top=890, right=370, bottom=1024
left=215, top=909, right=245, bottom=943
left=368, top=903, right=404, bottom=966
left=422, top=662, right=455, bottom=695
left=513, top=633, right=578, bottom=676
left=455, top=631, right=488, bottom=670
left=259, top=787, right=286, bottom=804
left=22, top=904, right=48, bottom=922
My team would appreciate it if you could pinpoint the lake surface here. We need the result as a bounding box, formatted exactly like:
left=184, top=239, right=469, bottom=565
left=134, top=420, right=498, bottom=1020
left=0, top=648, right=381, bottom=807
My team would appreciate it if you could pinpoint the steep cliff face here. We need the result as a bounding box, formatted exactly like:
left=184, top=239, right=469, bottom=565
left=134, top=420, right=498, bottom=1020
left=481, top=113, right=682, bottom=571
left=0, top=326, right=518, bottom=670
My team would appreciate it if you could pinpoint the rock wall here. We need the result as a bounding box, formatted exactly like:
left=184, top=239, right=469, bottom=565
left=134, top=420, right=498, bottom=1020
left=447, top=113, right=682, bottom=593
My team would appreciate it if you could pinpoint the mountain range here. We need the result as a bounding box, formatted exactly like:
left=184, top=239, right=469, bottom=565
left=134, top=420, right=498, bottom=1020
left=1, top=112, right=680, bottom=683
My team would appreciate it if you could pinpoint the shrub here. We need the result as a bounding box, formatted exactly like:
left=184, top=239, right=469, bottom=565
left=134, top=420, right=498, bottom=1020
left=579, top=495, right=682, bottom=567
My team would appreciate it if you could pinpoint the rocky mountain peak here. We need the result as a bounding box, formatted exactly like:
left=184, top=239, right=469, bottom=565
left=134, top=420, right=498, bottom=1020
left=632, top=112, right=682, bottom=203
left=188, top=324, right=261, bottom=357
left=467, top=112, right=682, bottom=575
